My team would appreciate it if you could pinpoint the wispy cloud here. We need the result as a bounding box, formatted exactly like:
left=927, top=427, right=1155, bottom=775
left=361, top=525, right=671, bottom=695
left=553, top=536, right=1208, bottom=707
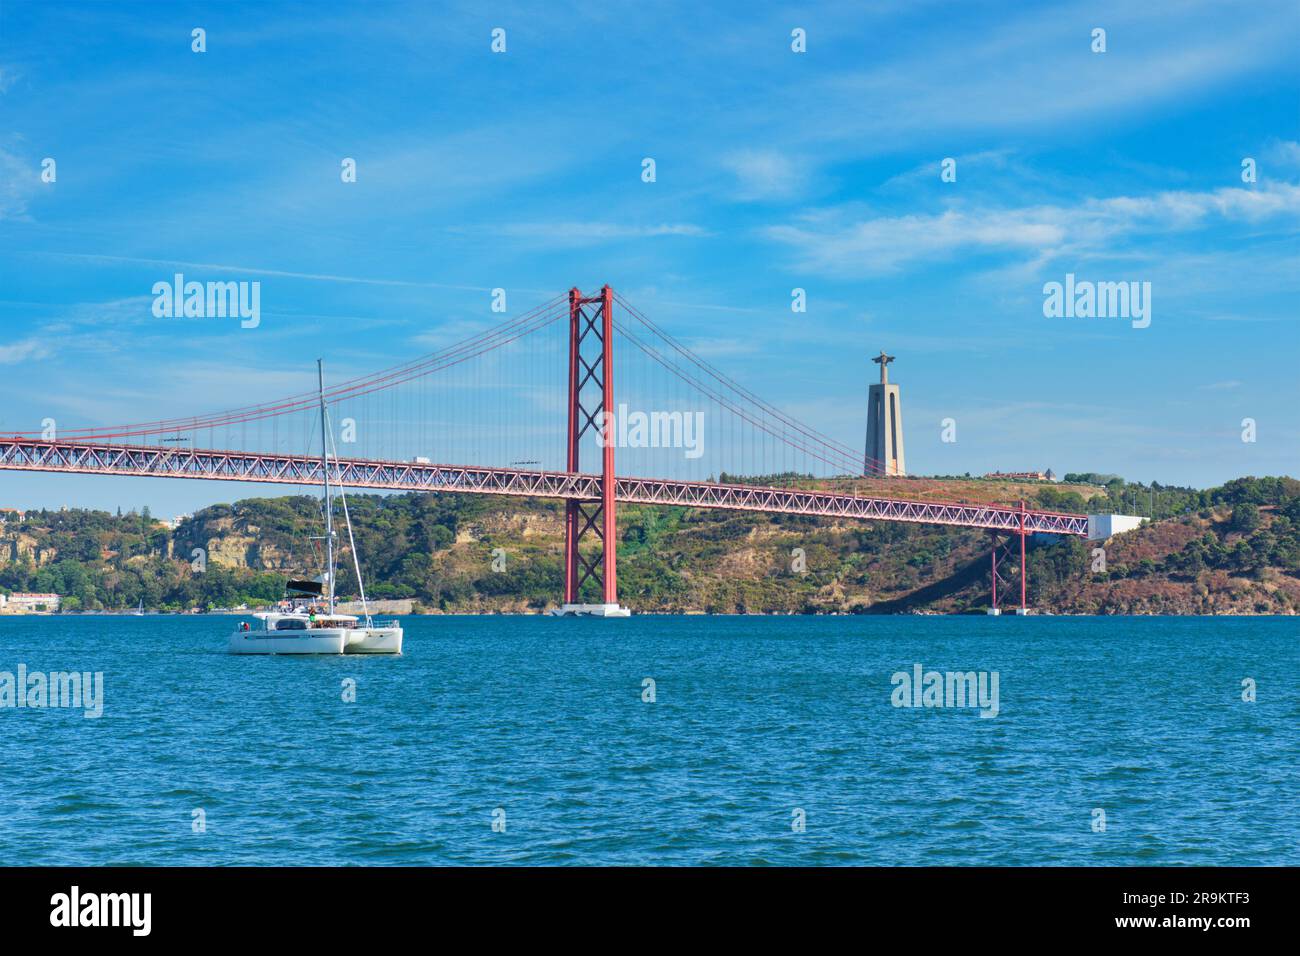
left=794, top=0, right=1300, bottom=148
left=721, top=150, right=808, bottom=201
left=491, top=222, right=710, bottom=245
left=878, top=149, right=1015, bottom=191
left=0, top=147, right=38, bottom=221
left=1263, top=139, right=1300, bottom=172
left=764, top=183, right=1300, bottom=276
left=0, top=336, right=52, bottom=365
left=42, top=253, right=501, bottom=292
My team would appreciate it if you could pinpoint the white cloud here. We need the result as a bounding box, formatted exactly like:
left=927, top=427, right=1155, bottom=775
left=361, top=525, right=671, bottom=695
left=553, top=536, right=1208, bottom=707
left=0, top=336, right=52, bottom=365
left=0, top=147, right=37, bottom=221
left=878, top=150, right=1015, bottom=191
left=721, top=150, right=808, bottom=201
left=494, top=222, right=709, bottom=245
left=764, top=183, right=1300, bottom=276
left=43, top=253, right=501, bottom=293
left=796, top=1, right=1299, bottom=148
left=1262, top=139, right=1300, bottom=172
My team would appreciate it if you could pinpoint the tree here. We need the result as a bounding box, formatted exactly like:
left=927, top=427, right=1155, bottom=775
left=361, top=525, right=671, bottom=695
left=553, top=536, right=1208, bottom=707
left=1231, top=503, right=1261, bottom=534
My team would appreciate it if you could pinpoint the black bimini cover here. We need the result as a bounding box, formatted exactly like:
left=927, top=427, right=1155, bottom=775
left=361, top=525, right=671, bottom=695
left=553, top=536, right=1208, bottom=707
left=286, top=579, right=323, bottom=595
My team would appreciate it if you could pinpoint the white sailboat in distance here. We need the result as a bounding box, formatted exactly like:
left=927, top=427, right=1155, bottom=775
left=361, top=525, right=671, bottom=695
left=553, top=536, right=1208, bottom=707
left=229, top=360, right=404, bottom=655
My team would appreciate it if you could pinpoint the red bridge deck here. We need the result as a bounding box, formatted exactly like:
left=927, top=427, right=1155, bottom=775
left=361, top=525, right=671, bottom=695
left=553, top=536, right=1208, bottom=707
left=0, top=438, right=1089, bottom=536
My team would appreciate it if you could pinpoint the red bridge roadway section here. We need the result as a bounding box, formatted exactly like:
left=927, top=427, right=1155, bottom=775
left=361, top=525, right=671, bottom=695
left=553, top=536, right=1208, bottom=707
left=0, top=438, right=1090, bottom=537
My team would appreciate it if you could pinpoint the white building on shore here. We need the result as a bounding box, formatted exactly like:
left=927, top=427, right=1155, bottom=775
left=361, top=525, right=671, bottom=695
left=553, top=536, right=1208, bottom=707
left=0, top=592, right=62, bottom=612
left=1086, top=514, right=1146, bottom=541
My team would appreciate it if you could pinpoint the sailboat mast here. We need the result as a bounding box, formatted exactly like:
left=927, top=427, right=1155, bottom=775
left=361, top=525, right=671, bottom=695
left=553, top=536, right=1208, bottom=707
left=317, top=359, right=335, bottom=614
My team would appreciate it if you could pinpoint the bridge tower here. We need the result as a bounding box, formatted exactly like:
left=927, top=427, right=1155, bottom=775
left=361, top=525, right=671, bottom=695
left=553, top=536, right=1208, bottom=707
left=558, top=285, right=630, bottom=617
left=987, top=500, right=1030, bottom=615
left=865, top=350, right=905, bottom=476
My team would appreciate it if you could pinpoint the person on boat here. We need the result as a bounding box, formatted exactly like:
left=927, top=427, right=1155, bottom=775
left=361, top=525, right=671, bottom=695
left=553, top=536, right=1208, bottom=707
left=240, top=621, right=250, bottom=632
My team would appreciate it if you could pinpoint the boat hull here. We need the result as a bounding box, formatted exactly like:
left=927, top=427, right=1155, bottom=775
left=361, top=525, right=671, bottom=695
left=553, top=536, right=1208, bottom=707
left=228, top=629, right=347, bottom=655
left=344, top=626, right=403, bottom=654
left=548, top=603, right=632, bottom=618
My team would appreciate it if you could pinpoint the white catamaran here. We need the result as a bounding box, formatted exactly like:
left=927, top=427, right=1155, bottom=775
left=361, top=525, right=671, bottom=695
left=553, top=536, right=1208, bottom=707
left=228, top=360, right=404, bottom=656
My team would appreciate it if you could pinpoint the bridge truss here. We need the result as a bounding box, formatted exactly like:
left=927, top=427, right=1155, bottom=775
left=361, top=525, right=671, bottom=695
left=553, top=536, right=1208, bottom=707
left=0, top=437, right=1089, bottom=537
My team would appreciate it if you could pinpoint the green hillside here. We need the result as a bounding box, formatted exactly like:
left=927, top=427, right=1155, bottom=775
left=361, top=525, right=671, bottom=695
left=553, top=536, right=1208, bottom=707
left=1, top=475, right=1297, bottom=614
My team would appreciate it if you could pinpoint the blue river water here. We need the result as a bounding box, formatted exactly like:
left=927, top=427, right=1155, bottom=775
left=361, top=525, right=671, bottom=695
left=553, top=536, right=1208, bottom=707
left=1, top=614, right=1295, bottom=866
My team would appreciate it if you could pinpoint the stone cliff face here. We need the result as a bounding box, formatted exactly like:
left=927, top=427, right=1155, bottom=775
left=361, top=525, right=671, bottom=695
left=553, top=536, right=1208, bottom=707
left=453, top=510, right=563, bottom=545
left=203, top=534, right=255, bottom=569
left=169, top=515, right=300, bottom=572
left=0, top=532, right=52, bottom=567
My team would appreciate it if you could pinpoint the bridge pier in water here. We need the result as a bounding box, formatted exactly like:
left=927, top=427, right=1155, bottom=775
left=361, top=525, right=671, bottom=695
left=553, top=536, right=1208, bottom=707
left=556, top=284, right=631, bottom=618
left=987, top=500, right=1030, bottom=616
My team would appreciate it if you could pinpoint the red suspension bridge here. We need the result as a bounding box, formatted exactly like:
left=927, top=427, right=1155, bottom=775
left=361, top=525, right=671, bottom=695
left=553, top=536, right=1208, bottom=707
left=0, top=286, right=1087, bottom=613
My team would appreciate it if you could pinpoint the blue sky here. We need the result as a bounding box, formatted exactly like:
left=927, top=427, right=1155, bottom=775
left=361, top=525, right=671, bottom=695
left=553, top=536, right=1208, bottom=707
left=1, top=0, right=1298, bottom=516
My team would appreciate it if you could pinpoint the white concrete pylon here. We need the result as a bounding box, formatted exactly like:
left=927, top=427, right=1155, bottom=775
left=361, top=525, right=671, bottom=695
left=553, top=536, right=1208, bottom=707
left=865, top=351, right=906, bottom=476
